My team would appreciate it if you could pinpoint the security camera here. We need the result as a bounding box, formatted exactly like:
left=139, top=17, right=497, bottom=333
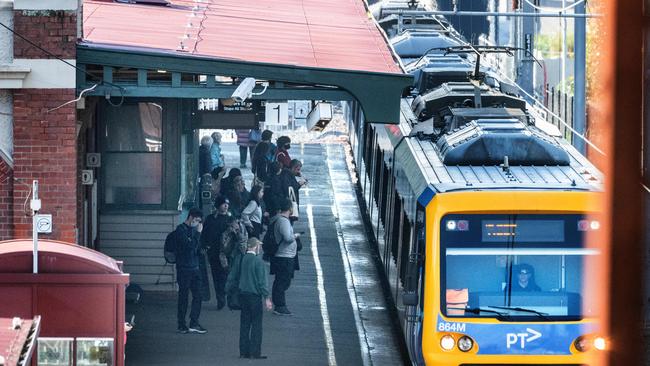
left=231, top=77, right=256, bottom=103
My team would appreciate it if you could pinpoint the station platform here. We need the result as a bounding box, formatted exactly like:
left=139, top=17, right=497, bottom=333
left=124, top=143, right=407, bottom=365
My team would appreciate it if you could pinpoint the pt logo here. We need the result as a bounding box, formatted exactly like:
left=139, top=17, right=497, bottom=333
left=506, top=328, right=542, bottom=349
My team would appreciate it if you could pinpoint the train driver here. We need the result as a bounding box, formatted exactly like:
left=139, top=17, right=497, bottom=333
left=511, top=263, right=541, bottom=292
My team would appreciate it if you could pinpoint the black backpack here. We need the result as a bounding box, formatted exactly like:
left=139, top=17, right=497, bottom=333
left=164, top=231, right=177, bottom=264
left=261, top=221, right=279, bottom=261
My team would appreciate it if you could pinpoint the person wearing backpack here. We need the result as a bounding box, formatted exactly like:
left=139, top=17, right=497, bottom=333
left=268, top=198, right=300, bottom=316
left=165, top=208, right=208, bottom=334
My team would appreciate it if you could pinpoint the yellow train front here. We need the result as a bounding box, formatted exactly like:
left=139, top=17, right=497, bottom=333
left=420, top=190, right=604, bottom=365
left=347, top=85, right=605, bottom=364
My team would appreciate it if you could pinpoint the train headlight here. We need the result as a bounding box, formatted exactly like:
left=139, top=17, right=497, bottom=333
left=593, top=337, right=607, bottom=351
left=440, top=334, right=455, bottom=351
left=457, top=336, right=473, bottom=352
left=574, top=336, right=591, bottom=352
left=446, top=220, right=457, bottom=231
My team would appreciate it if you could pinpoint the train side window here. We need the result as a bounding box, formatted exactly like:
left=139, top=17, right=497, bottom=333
left=399, top=218, right=412, bottom=285
left=391, top=195, right=403, bottom=263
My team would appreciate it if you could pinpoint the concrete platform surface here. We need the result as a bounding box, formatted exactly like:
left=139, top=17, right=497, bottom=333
left=124, top=143, right=407, bottom=365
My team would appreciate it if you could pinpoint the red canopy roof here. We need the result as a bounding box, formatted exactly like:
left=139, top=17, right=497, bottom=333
left=82, top=0, right=403, bottom=75
left=0, top=239, right=123, bottom=274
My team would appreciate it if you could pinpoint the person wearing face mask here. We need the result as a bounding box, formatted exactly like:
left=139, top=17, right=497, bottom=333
left=167, top=208, right=208, bottom=334
left=275, top=136, right=292, bottom=169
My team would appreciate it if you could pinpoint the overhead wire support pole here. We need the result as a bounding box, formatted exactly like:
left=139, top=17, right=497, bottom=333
left=573, top=0, right=587, bottom=154
left=385, top=10, right=601, bottom=18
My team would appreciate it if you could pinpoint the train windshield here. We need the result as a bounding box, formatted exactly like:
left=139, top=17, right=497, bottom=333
left=440, top=214, right=599, bottom=320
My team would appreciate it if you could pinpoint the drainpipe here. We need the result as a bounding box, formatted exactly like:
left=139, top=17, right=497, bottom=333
left=0, top=0, right=13, bottom=166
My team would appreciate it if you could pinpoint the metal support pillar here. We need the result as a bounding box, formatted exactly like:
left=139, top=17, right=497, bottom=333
left=573, top=1, right=587, bottom=153
left=516, top=0, right=536, bottom=101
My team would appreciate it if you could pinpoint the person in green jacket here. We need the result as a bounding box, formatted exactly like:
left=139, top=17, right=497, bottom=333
left=227, top=237, right=272, bottom=359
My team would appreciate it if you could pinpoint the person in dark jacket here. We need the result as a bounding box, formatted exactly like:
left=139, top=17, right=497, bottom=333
left=251, top=142, right=271, bottom=186
left=220, top=168, right=242, bottom=196
left=201, top=196, right=231, bottom=309
left=274, top=159, right=307, bottom=222
left=226, top=237, right=272, bottom=359
left=263, top=162, right=283, bottom=214
left=169, top=208, right=207, bottom=334
left=226, top=175, right=249, bottom=218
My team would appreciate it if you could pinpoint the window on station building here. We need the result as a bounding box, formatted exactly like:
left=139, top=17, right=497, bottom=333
left=102, top=102, right=163, bottom=206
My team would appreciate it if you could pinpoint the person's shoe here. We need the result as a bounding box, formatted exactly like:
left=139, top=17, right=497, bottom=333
left=188, top=323, right=208, bottom=334
left=251, top=355, right=268, bottom=359
left=217, top=299, right=225, bottom=310
left=177, top=325, right=189, bottom=334
left=273, top=306, right=292, bottom=316
left=240, top=164, right=247, bottom=169
left=239, top=354, right=250, bottom=359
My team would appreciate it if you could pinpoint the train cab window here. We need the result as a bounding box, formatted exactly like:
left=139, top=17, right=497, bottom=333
left=440, top=214, right=600, bottom=320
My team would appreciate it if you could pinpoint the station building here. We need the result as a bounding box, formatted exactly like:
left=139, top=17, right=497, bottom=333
left=0, top=0, right=409, bottom=286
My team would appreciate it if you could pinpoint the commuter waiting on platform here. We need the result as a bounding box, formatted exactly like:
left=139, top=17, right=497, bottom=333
left=199, top=135, right=213, bottom=177
left=275, top=136, right=292, bottom=169
left=167, top=208, right=208, bottom=334
left=201, top=196, right=231, bottom=310
left=241, top=185, right=265, bottom=239
left=210, top=132, right=225, bottom=177
left=220, top=168, right=242, bottom=196
left=226, top=175, right=249, bottom=218
left=220, top=215, right=248, bottom=267
left=236, top=129, right=254, bottom=169
left=271, top=159, right=307, bottom=222
left=269, top=198, right=301, bottom=316
left=511, top=263, right=541, bottom=292
left=226, top=237, right=272, bottom=359
left=249, top=127, right=262, bottom=171
left=251, top=142, right=271, bottom=187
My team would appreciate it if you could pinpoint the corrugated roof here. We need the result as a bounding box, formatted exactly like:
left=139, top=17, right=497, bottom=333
left=0, top=317, right=39, bottom=366
left=82, top=0, right=403, bottom=74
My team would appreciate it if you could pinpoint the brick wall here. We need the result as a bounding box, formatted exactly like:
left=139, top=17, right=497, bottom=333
left=0, top=159, right=13, bottom=241
left=13, top=10, right=76, bottom=59
left=12, top=90, right=77, bottom=242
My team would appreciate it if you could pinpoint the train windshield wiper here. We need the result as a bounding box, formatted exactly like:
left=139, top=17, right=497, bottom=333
left=487, top=305, right=549, bottom=320
left=448, top=306, right=509, bottom=318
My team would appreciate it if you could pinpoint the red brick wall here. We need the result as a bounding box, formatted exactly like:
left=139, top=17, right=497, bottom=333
left=12, top=90, right=77, bottom=243
left=13, top=10, right=77, bottom=59
left=0, top=159, right=13, bottom=241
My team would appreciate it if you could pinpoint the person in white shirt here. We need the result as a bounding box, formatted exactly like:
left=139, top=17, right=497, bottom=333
left=241, top=185, right=266, bottom=239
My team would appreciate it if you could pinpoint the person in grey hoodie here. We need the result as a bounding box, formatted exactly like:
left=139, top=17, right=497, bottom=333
left=269, top=198, right=300, bottom=315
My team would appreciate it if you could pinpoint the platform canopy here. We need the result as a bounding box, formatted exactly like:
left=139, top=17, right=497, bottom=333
left=78, top=0, right=413, bottom=123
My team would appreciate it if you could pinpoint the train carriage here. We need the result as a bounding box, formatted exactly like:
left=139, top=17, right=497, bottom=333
left=347, top=86, right=604, bottom=365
